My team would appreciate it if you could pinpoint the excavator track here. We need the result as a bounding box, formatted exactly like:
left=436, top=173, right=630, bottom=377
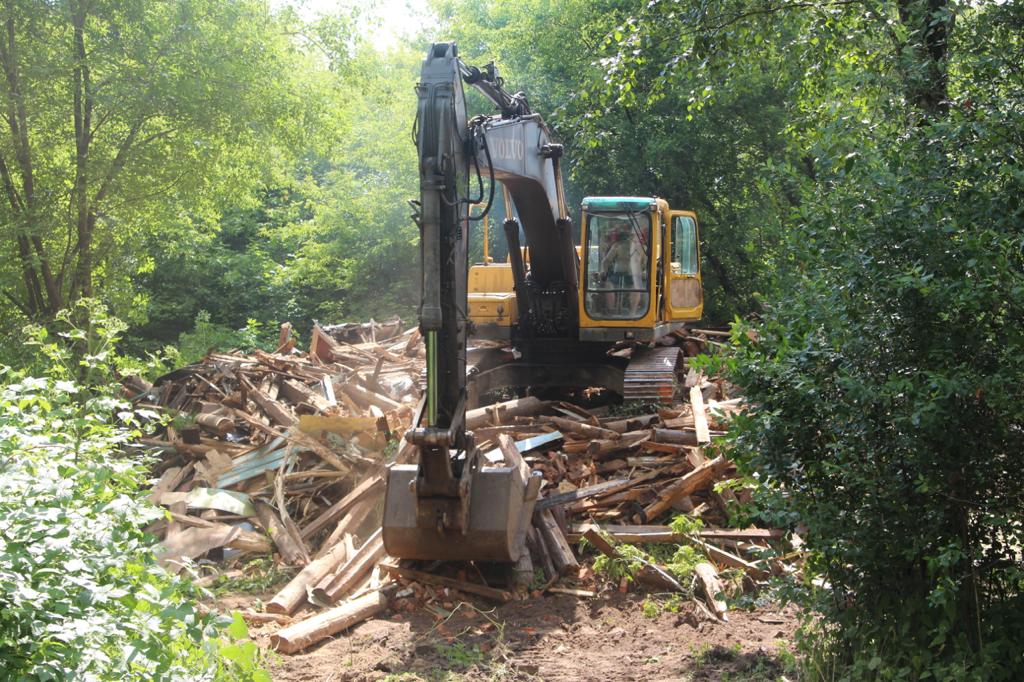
left=623, top=346, right=683, bottom=402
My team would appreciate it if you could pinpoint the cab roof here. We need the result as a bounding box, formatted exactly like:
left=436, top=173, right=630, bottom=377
left=581, top=196, right=656, bottom=213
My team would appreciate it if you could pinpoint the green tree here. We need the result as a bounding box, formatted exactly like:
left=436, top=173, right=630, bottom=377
left=594, top=0, right=1024, bottom=676
left=0, top=0, right=308, bottom=321
left=436, top=0, right=793, bottom=319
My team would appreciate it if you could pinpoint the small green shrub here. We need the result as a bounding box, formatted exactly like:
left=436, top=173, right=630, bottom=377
left=177, top=311, right=275, bottom=365
left=0, top=301, right=267, bottom=679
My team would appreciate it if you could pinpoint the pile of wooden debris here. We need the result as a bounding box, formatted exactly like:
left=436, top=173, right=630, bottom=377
left=126, top=323, right=802, bottom=655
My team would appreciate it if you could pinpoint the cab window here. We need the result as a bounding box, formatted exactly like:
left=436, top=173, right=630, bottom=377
left=583, top=212, right=651, bottom=320
left=671, top=215, right=699, bottom=276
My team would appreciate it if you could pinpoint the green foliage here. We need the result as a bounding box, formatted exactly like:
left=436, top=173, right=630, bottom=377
left=589, top=527, right=704, bottom=585
left=176, top=312, right=276, bottom=365
left=434, top=641, right=486, bottom=670
left=0, top=0, right=317, bottom=319
left=0, top=304, right=267, bottom=679
left=679, top=2, right=1024, bottom=679
left=210, top=557, right=296, bottom=597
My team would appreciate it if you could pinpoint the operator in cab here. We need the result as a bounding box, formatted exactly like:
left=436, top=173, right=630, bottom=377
left=600, top=224, right=646, bottom=317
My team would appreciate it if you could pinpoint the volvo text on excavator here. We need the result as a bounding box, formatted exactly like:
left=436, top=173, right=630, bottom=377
left=382, top=43, right=704, bottom=564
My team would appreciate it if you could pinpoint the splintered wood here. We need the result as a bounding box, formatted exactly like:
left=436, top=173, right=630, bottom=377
left=127, top=324, right=801, bottom=653
left=125, top=318, right=420, bottom=650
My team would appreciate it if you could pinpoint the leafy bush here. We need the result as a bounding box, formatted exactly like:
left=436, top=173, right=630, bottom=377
left=176, top=311, right=275, bottom=365
left=0, top=302, right=267, bottom=680
left=714, top=31, right=1024, bottom=681
left=590, top=518, right=705, bottom=585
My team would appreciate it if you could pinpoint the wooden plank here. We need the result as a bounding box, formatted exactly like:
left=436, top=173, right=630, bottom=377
left=248, top=383, right=298, bottom=427
left=567, top=523, right=785, bottom=544
left=381, top=564, right=512, bottom=602
left=280, top=378, right=334, bottom=413
left=255, top=501, right=307, bottom=566
left=497, top=434, right=530, bottom=481
left=690, top=385, right=711, bottom=444
left=167, top=513, right=271, bottom=553
left=157, top=525, right=240, bottom=572
left=157, top=487, right=256, bottom=516
left=643, top=456, right=729, bottom=521
left=695, top=538, right=771, bottom=580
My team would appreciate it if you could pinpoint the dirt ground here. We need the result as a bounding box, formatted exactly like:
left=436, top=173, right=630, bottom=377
left=235, top=589, right=800, bottom=681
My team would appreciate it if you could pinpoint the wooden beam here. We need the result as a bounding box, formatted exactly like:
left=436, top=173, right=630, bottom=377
left=690, top=385, right=710, bottom=444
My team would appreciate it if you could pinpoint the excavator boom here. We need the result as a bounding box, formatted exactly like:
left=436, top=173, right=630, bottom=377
left=382, top=43, right=531, bottom=563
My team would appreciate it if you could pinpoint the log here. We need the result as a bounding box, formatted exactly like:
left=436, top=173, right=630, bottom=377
left=653, top=428, right=699, bottom=446
left=694, top=561, right=728, bottom=621
left=255, top=501, right=307, bottom=566
left=270, top=590, right=388, bottom=655
left=581, top=529, right=684, bottom=592
left=527, top=526, right=556, bottom=580
left=546, top=416, right=619, bottom=441
left=465, top=396, right=546, bottom=430
left=567, top=524, right=785, bottom=545
left=196, top=412, right=234, bottom=436
left=381, top=565, right=512, bottom=602
left=534, top=508, right=578, bottom=575
left=538, top=461, right=690, bottom=511
left=602, top=414, right=659, bottom=434
left=643, top=456, right=729, bottom=521
left=312, top=529, right=386, bottom=604
left=690, top=385, right=711, bottom=444
left=267, top=541, right=349, bottom=615
left=586, top=432, right=648, bottom=457
left=314, top=495, right=377, bottom=560
left=536, top=478, right=625, bottom=510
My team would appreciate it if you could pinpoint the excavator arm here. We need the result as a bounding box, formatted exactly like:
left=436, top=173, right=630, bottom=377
left=383, top=43, right=550, bottom=562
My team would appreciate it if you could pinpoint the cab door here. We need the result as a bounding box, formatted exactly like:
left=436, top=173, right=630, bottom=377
left=663, top=210, right=703, bottom=321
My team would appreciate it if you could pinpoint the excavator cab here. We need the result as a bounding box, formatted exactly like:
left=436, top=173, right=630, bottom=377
left=578, top=197, right=703, bottom=339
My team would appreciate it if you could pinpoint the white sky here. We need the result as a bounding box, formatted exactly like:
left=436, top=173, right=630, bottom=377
left=276, top=0, right=435, bottom=50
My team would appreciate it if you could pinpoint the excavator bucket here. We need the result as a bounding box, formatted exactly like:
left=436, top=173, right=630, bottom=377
left=382, top=462, right=527, bottom=562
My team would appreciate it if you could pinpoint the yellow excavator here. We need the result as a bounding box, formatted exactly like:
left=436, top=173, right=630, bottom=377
left=383, top=43, right=704, bottom=563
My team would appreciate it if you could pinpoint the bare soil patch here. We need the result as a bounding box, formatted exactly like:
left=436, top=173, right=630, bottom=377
left=251, top=591, right=798, bottom=681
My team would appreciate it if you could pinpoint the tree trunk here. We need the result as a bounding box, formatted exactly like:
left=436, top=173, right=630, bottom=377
left=70, top=0, right=93, bottom=302
left=897, top=0, right=952, bottom=118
